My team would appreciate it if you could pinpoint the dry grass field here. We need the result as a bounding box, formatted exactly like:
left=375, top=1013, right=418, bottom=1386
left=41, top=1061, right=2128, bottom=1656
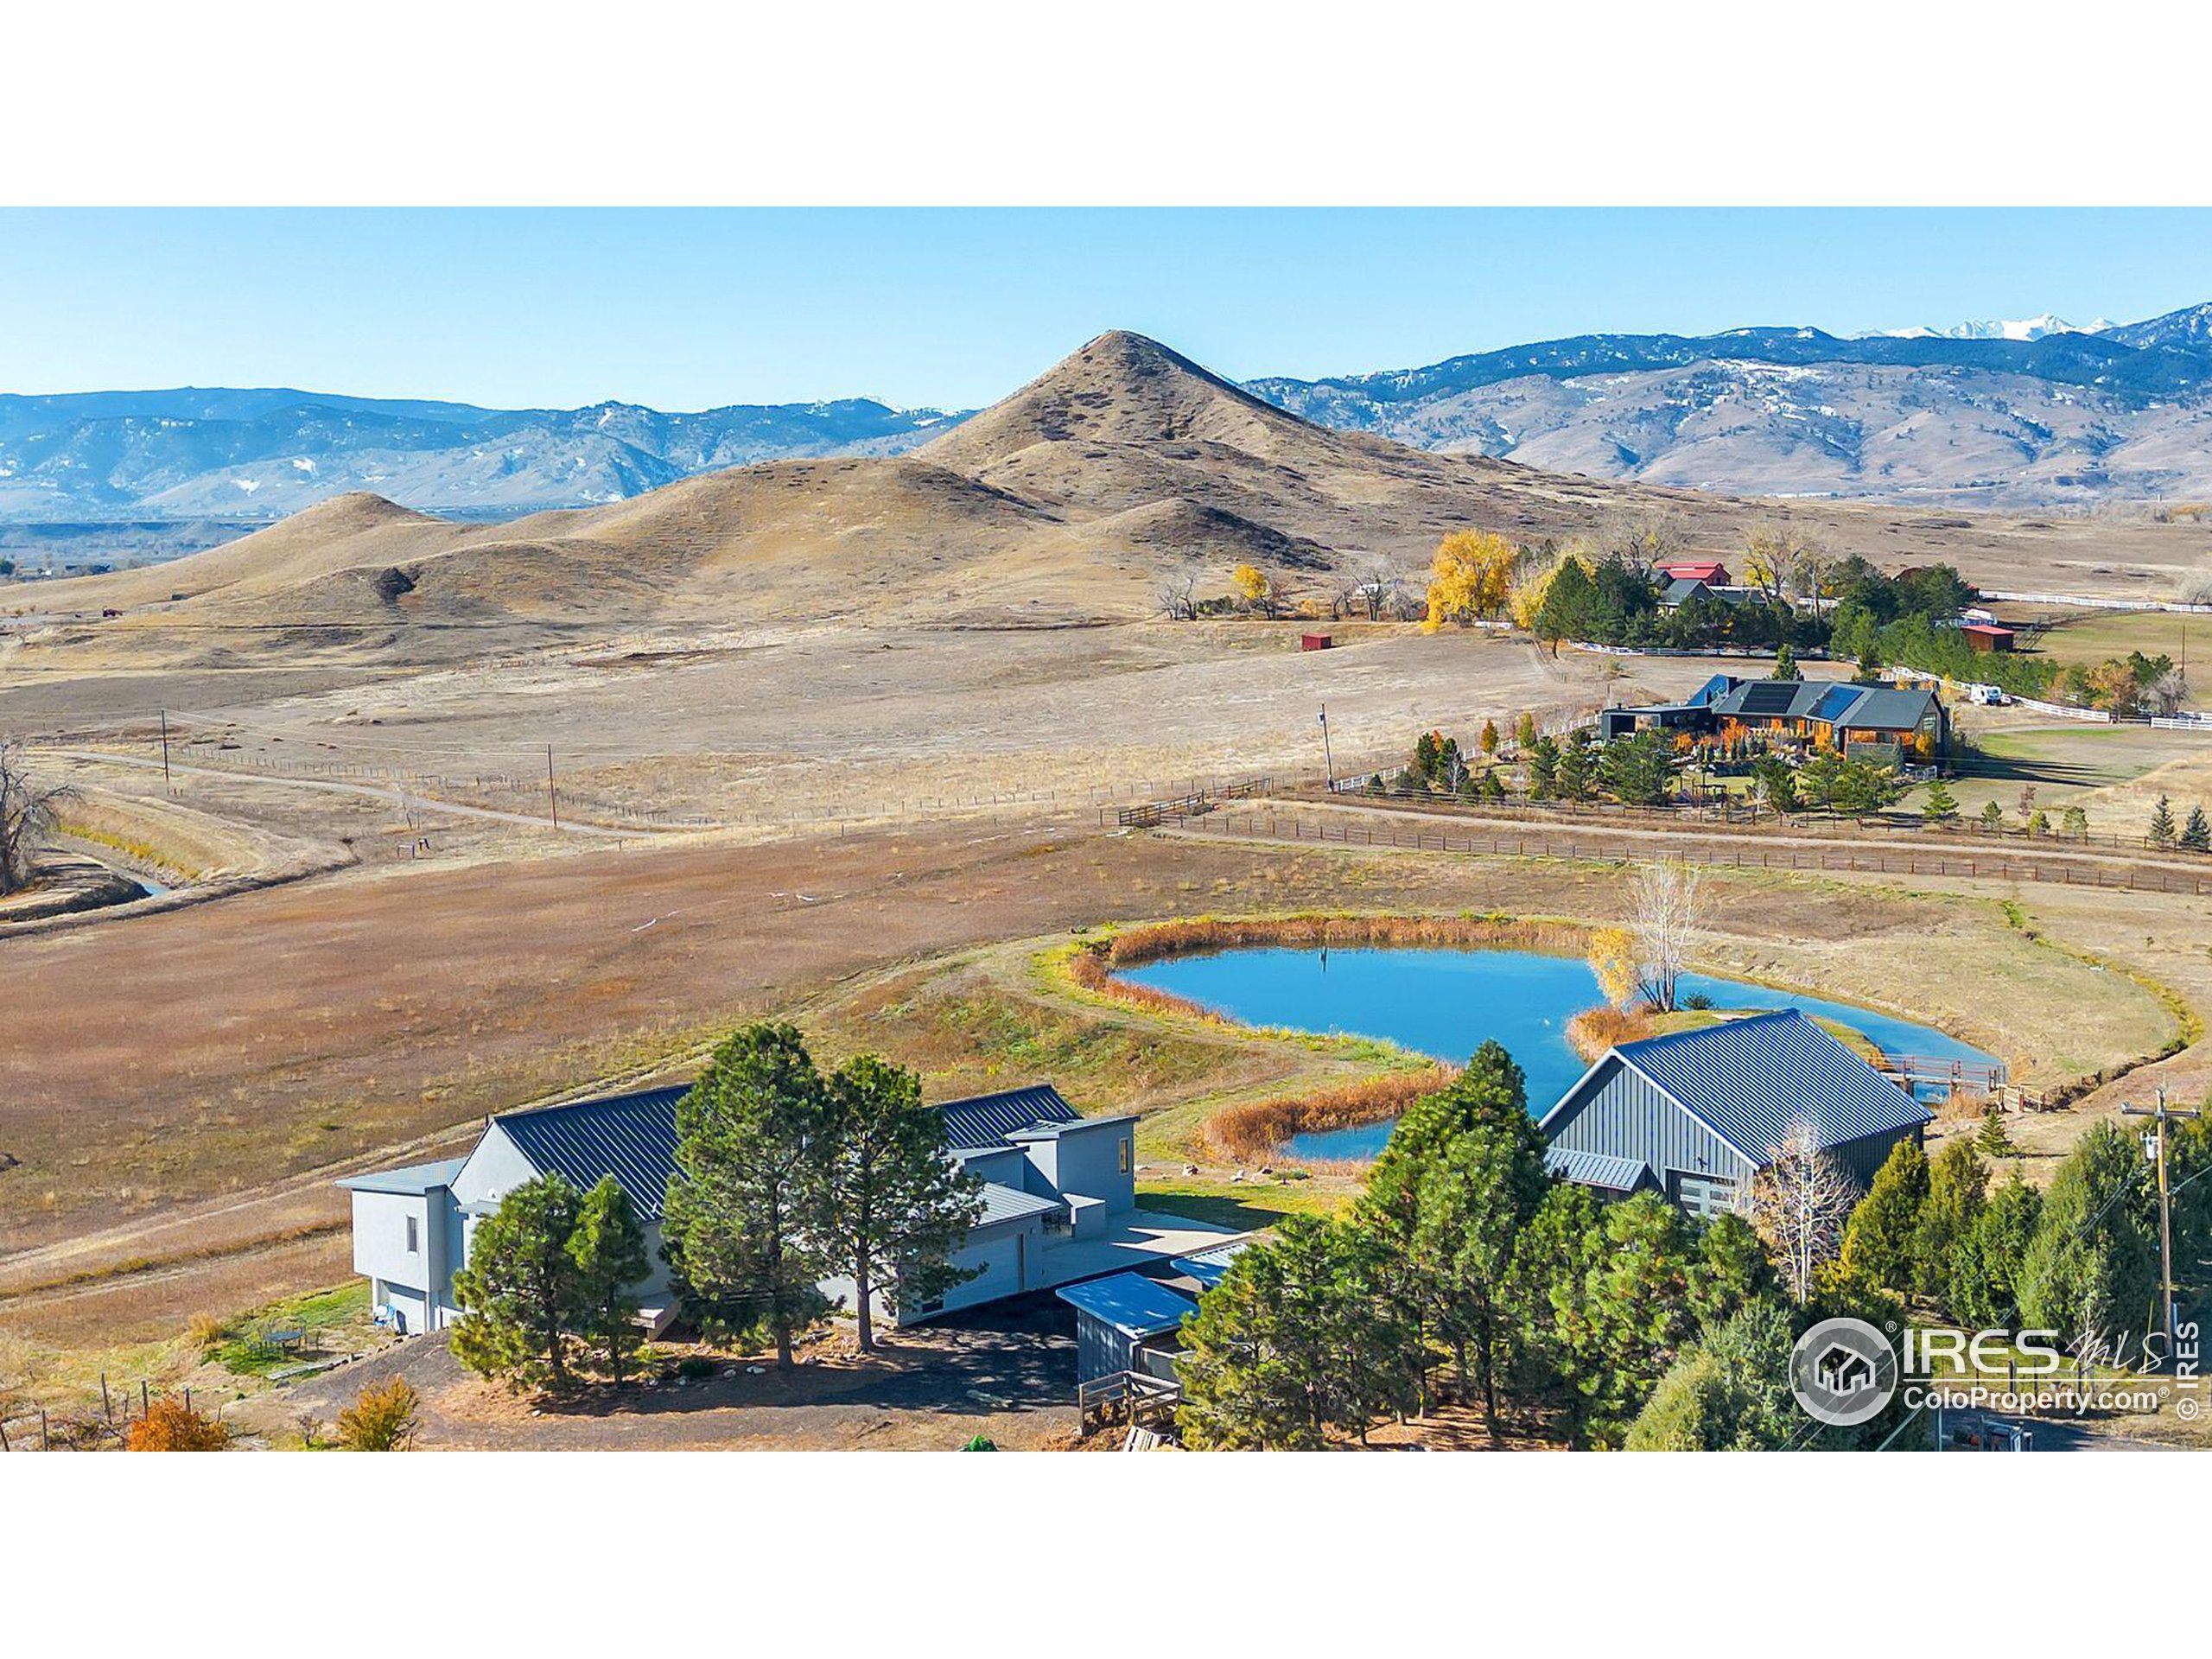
left=11, top=328, right=2212, bottom=1440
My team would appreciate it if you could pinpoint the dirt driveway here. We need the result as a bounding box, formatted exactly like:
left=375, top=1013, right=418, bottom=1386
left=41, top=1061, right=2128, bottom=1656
left=268, top=1299, right=1081, bottom=1451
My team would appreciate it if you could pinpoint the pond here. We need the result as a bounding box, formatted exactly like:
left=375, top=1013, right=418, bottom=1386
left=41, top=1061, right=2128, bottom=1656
left=1117, top=947, right=1998, bottom=1160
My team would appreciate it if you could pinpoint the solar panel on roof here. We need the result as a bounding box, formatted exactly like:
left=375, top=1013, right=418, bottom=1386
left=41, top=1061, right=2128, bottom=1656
left=1737, top=682, right=1801, bottom=716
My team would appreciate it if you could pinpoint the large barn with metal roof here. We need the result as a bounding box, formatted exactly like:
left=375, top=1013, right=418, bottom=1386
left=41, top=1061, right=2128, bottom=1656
left=340, top=1080, right=1235, bottom=1340
left=1537, top=1008, right=1934, bottom=1217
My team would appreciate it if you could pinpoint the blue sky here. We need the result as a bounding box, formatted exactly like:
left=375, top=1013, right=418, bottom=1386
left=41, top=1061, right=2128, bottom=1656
left=5, top=208, right=2211, bottom=411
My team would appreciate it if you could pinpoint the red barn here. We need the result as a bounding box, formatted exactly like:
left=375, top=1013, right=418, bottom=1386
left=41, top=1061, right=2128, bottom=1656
left=1657, top=559, right=1732, bottom=587
left=1960, top=623, right=2016, bottom=652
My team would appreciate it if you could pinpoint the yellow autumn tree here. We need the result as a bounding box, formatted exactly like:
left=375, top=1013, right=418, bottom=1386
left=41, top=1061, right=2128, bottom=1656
left=1231, top=563, right=1281, bottom=618
left=1588, top=926, right=1642, bottom=1010
left=1423, top=530, right=1516, bottom=630
left=1507, top=544, right=1591, bottom=632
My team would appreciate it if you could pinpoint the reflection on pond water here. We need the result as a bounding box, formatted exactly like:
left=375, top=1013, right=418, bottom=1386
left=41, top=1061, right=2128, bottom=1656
left=1118, top=947, right=1995, bottom=1160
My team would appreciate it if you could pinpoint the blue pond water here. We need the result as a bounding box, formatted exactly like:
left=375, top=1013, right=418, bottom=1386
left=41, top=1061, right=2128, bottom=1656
left=1119, top=947, right=1995, bottom=1160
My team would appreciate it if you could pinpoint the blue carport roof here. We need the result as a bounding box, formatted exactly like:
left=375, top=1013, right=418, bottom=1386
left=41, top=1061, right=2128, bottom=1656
left=1172, top=1240, right=1251, bottom=1288
left=1057, top=1272, right=1198, bottom=1338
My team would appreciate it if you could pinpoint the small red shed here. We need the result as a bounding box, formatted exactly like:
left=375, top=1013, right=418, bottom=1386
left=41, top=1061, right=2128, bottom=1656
left=1301, top=632, right=1333, bottom=652
left=1960, top=623, right=2016, bottom=652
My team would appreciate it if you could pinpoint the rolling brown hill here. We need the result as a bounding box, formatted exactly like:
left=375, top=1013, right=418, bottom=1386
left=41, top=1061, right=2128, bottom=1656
left=18, top=330, right=2212, bottom=671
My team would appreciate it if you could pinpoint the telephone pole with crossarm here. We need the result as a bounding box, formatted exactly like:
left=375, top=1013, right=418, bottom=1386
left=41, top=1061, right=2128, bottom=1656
left=2123, top=1089, right=2201, bottom=1343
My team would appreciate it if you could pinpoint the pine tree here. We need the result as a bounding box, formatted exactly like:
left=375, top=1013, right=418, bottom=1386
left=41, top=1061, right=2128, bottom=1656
left=1975, top=1105, right=2019, bottom=1161
left=1979, top=800, right=2005, bottom=834
left=569, top=1176, right=650, bottom=1384
left=1950, top=1172, right=2043, bottom=1330
left=2018, top=1120, right=2158, bottom=1344
left=1770, top=643, right=1801, bottom=682
left=2152, top=794, right=2178, bottom=846
left=663, top=1023, right=835, bottom=1367
left=1478, top=767, right=1507, bottom=801
left=452, top=1174, right=587, bottom=1390
left=1556, top=740, right=1592, bottom=802
left=1527, top=736, right=1559, bottom=800
left=819, top=1054, right=986, bottom=1351
left=2183, top=804, right=2211, bottom=851
left=1178, top=1216, right=1407, bottom=1448
left=1912, top=1141, right=1988, bottom=1301
left=1921, top=779, right=1958, bottom=823
left=1513, top=710, right=1539, bottom=751
left=1840, top=1139, right=1929, bottom=1295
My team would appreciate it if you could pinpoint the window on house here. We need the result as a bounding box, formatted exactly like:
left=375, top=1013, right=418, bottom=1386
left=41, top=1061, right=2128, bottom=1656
left=1119, top=1137, right=1131, bottom=1173
left=405, top=1215, right=419, bottom=1254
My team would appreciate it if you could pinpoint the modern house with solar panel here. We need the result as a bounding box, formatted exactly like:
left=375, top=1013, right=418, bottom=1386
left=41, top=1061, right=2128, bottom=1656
left=1599, top=673, right=1947, bottom=759
left=1537, top=1008, right=1934, bottom=1217
left=339, top=1080, right=1236, bottom=1338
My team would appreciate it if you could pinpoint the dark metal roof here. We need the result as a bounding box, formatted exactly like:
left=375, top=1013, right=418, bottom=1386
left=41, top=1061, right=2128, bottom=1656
left=1688, top=673, right=1745, bottom=708
left=493, top=1087, right=690, bottom=1219
left=1057, top=1272, right=1198, bottom=1338
left=338, top=1156, right=467, bottom=1196
left=487, top=1081, right=1077, bottom=1217
left=1832, top=685, right=1939, bottom=732
left=1543, top=1146, right=1651, bottom=1192
left=936, top=1084, right=1078, bottom=1149
left=1604, top=1009, right=1932, bottom=1164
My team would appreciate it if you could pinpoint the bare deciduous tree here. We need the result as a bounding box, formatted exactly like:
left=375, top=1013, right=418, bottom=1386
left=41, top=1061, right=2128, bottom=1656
left=1738, top=1121, right=1857, bottom=1303
left=1359, top=559, right=1403, bottom=622
left=1629, top=858, right=1702, bottom=1012
left=1601, top=509, right=1688, bottom=578
left=0, top=741, right=77, bottom=896
left=1154, top=567, right=1198, bottom=621
left=2146, top=668, right=2190, bottom=717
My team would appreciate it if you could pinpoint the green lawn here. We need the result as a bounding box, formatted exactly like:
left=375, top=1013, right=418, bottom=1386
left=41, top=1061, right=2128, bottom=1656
left=211, top=1281, right=372, bottom=1376
left=1138, top=1178, right=1347, bottom=1231
left=2024, top=607, right=2212, bottom=675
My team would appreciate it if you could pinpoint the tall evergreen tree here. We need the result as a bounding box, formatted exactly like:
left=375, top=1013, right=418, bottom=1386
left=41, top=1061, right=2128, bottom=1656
left=1624, top=1300, right=1798, bottom=1451
left=1921, top=779, right=1958, bottom=823
left=452, top=1174, right=587, bottom=1390
left=2151, top=794, right=2178, bottom=847
left=1178, top=1216, right=1405, bottom=1449
left=569, top=1175, right=651, bottom=1384
left=1975, top=1104, right=2020, bottom=1161
left=2183, top=805, right=2211, bottom=852
left=1949, top=1170, right=2043, bottom=1331
left=819, top=1054, right=986, bottom=1351
left=1840, top=1138, right=1928, bottom=1294
left=1770, top=643, right=1801, bottom=681
left=1912, top=1141, right=1988, bottom=1302
left=663, top=1022, right=835, bottom=1367
left=2018, top=1119, right=2157, bottom=1344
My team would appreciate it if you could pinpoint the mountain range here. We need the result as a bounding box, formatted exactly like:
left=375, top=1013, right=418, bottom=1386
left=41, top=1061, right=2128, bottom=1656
left=1246, top=302, right=2212, bottom=508
left=26, top=332, right=2202, bottom=674
left=11, top=303, right=2212, bottom=542
left=0, top=387, right=955, bottom=528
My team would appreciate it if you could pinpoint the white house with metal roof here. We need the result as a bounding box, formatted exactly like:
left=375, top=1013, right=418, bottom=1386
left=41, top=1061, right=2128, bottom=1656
left=340, top=1081, right=1235, bottom=1338
left=1538, top=1008, right=1934, bottom=1217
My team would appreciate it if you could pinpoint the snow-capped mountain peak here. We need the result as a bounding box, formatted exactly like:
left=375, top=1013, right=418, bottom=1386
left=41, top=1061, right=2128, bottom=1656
left=1863, top=314, right=2112, bottom=342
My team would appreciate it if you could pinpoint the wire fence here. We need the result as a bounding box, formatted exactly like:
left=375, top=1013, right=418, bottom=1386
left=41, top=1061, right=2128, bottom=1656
left=1176, top=807, right=2212, bottom=897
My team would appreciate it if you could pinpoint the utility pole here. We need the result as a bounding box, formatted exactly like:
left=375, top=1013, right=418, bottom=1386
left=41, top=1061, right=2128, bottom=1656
left=1319, top=705, right=1334, bottom=788
left=545, top=745, right=560, bottom=830
left=159, top=709, right=172, bottom=793
left=2123, top=1089, right=2201, bottom=1343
